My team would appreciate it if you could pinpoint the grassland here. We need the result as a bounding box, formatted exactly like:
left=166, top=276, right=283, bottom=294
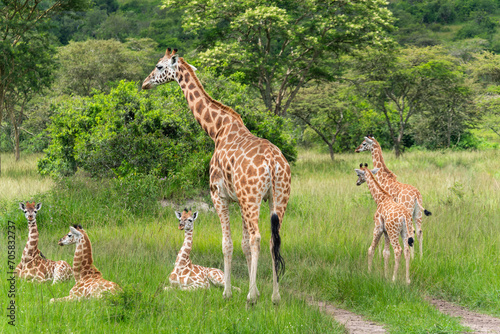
left=0, top=149, right=499, bottom=333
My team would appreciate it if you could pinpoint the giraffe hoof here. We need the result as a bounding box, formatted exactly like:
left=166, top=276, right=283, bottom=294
left=272, top=293, right=281, bottom=305
left=223, top=290, right=232, bottom=300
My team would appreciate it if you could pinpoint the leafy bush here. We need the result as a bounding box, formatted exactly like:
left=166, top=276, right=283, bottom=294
left=39, top=73, right=296, bottom=194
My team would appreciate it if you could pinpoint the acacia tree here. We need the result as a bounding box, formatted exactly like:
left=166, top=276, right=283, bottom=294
left=163, top=0, right=395, bottom=116
left=0, top=0, right=89, bottom=174
left=467, top=51, right=500, bottom=139
left=351, top=46, right=471, bottom=157
left=289, top=81, right=358, bottom=160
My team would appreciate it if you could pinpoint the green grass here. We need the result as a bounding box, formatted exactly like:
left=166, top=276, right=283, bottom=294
left=1, top=149, right=499, bottom=333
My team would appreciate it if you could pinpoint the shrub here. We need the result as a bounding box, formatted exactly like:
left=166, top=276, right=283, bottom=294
left=39, top=73, right=296, bottom=194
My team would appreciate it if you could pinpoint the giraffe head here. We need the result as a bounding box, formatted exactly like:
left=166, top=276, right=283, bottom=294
left=174, top=209, right=198, bottom=231
left=58, top=225, right=84, bottom=246
left=355, top=135, right=375, bottom=153
left=142, top=48, right=197, bottom=90
left=354, top=163, right=380, bottom=186
left=19, top=202, right=42, bottom=223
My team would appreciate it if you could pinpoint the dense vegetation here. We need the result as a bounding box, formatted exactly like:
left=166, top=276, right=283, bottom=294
left=1, top=0, right=499, bottom=181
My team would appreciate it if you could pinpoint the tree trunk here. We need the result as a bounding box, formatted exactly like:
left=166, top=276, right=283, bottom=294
left=14, top=123, right=20, bottom=161
left=394, top=138, right=402, bottom=158
left=328, top=144, right=335, bottom=161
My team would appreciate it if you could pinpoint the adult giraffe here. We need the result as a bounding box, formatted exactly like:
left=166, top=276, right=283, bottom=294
left=142, top=48, right=291, bottom=305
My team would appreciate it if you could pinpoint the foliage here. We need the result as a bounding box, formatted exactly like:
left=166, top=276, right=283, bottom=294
left=54, top=38, right=158, bottom=96
left=350, top=45, right=478, bottom=156
left=289, top=81, right=359, bottom=160
left=39, top=72, right=296, bottom=190
left=164, top=0, right=396, bottom=116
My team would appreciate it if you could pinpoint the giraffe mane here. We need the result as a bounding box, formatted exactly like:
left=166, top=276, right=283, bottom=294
left=179, top=57, right=244, bottom=126
left=365, top=167, right=391, bottom=197
left=370, top=137, right=398, bottom=179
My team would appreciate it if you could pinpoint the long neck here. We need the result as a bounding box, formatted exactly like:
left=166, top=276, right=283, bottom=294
left=22, top=222, right=40, bottom=265
left=365, top=170, right=391, bottom=205
left=175, top=58, right=246, bottom=141
left=175, top=229, right=193, bottom=267
left=371, top=141, right=397, bottom=180
left=73, top=232, right=98, bottom=281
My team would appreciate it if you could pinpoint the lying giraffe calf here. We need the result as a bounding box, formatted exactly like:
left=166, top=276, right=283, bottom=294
left=168, top=209, right=226, bottom=290
left=16, top=202, right=72, bottom=284
left=50, top=225, right=121, bottom=302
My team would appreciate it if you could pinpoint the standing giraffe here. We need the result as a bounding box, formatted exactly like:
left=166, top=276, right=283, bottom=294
left=356, top=135, right=431, bottom=257
left=142, top=48, right=291, bottom=305
left=16, top=202, right=72, bottom=283
left=168, top=209, right=225, bottom=290
left=50, top=225, right=121, bottom=302
left=355, top=164, right=415, bottom=284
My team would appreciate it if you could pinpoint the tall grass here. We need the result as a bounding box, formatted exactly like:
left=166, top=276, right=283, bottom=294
left=1, top=149, right=499, bottom=333
left=0, top=153, right=53, bottom=206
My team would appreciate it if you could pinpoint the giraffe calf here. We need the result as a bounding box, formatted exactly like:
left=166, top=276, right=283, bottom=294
left=168, top=209, right=226, bottom=290
left=16, top=202, right=73, bottom=284
left=355, top=164, right=415, bottom=284
left=50, top=225, right=121, bottom=302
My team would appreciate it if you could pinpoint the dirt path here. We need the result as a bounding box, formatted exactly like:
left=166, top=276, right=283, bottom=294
left=429, top=298, right=500, bottom=334
left=308, top=299, right=386, bottom=334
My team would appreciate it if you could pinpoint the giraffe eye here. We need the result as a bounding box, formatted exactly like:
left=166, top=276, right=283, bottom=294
left=156, top=65, right=163, bottom=71
left=68, top=234, right=72, bottom=237
left=34, top=211, right=37, bottom=214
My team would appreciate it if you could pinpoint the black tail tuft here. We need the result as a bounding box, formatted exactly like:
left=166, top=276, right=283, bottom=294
left=271, top=213, right=285, bottom=282
left=424, top=209, right=432, bottom=216
left=408, top=237, right=414, bottom=247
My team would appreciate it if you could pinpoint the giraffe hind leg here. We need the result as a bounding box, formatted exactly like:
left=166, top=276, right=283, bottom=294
left=207, top=268, right=225, bottom=288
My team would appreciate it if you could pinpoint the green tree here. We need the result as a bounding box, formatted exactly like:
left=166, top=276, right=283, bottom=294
left=164, top=0, right=395, bottom=116
left=0, top=0, right=89, bottom=174
left=351, top=46, right=473, bottom=156
left=468, top=51, right=500, bottom=139
left=289, top=81, right=357, bottom=160
left=54, top=38, right=158, bottom=96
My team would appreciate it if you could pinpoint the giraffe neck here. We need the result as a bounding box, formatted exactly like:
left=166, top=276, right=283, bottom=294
left=371, top=141, right=397, bottom=181
left=175, top=229, right=193, bottom=268
left=73, top=232, right=98, bottom=281
left=21, top=221, right=40, bottom=265
left=364, top=170, right=391, bottom=205
left=175, top=58, right=246, bottom=142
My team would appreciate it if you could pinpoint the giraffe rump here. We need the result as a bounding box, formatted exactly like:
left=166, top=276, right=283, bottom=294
left=271, top=213, right=285, bottom=281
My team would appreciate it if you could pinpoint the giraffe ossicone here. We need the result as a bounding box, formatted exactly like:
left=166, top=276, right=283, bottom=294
left=355, top=164, right=414, bottom=284
left=168, top=209, right=228, bottom=291
left=16, top=202, right=73, bottom=284
left=50, top=225, right=121, bottom=302
left=356, top=135, right=431, bottom=258
left=143, top=48, right=291, bottom=305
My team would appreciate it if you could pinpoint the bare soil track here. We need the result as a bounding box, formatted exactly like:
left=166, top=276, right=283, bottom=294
left=429, top=298, right=500, bottom=334
left=308, top=299, right=386, bottom=334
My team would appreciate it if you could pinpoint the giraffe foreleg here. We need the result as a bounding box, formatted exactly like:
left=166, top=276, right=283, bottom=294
left=368, top=225, right=384, bottom=273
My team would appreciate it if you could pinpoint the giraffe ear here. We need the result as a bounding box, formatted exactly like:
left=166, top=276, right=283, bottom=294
left=364, top=137, right=373, bottom=144
left=354, top=169, right=364, bottom=176
left=189, top=64, right=197, bottom=72
left=69, top=226, right=81, bottom=236
left=192, top=211, right=198, bottom=221
left=175, top=211, right=183, bottom=220
left=19, top=202, right=26, bottom=211
left=371, top=168, right=380, bottom=175
left=35, top=203, right=42, bottom=211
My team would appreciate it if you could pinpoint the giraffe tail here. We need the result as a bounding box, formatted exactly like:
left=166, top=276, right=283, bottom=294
left=404, top=216, right=414, bottom=247
left=271, top=213, right=285, bottom=281
left=415, top=196, right=432, bottom=217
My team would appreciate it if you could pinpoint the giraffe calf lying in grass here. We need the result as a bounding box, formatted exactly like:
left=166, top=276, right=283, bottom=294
left=355, top=164, right=415, bottom=284
left=167, top=209, right=226, bottom=291
left=50, top=225, right=121, bottom=302
left=16, top=202, right=72, bottom=284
